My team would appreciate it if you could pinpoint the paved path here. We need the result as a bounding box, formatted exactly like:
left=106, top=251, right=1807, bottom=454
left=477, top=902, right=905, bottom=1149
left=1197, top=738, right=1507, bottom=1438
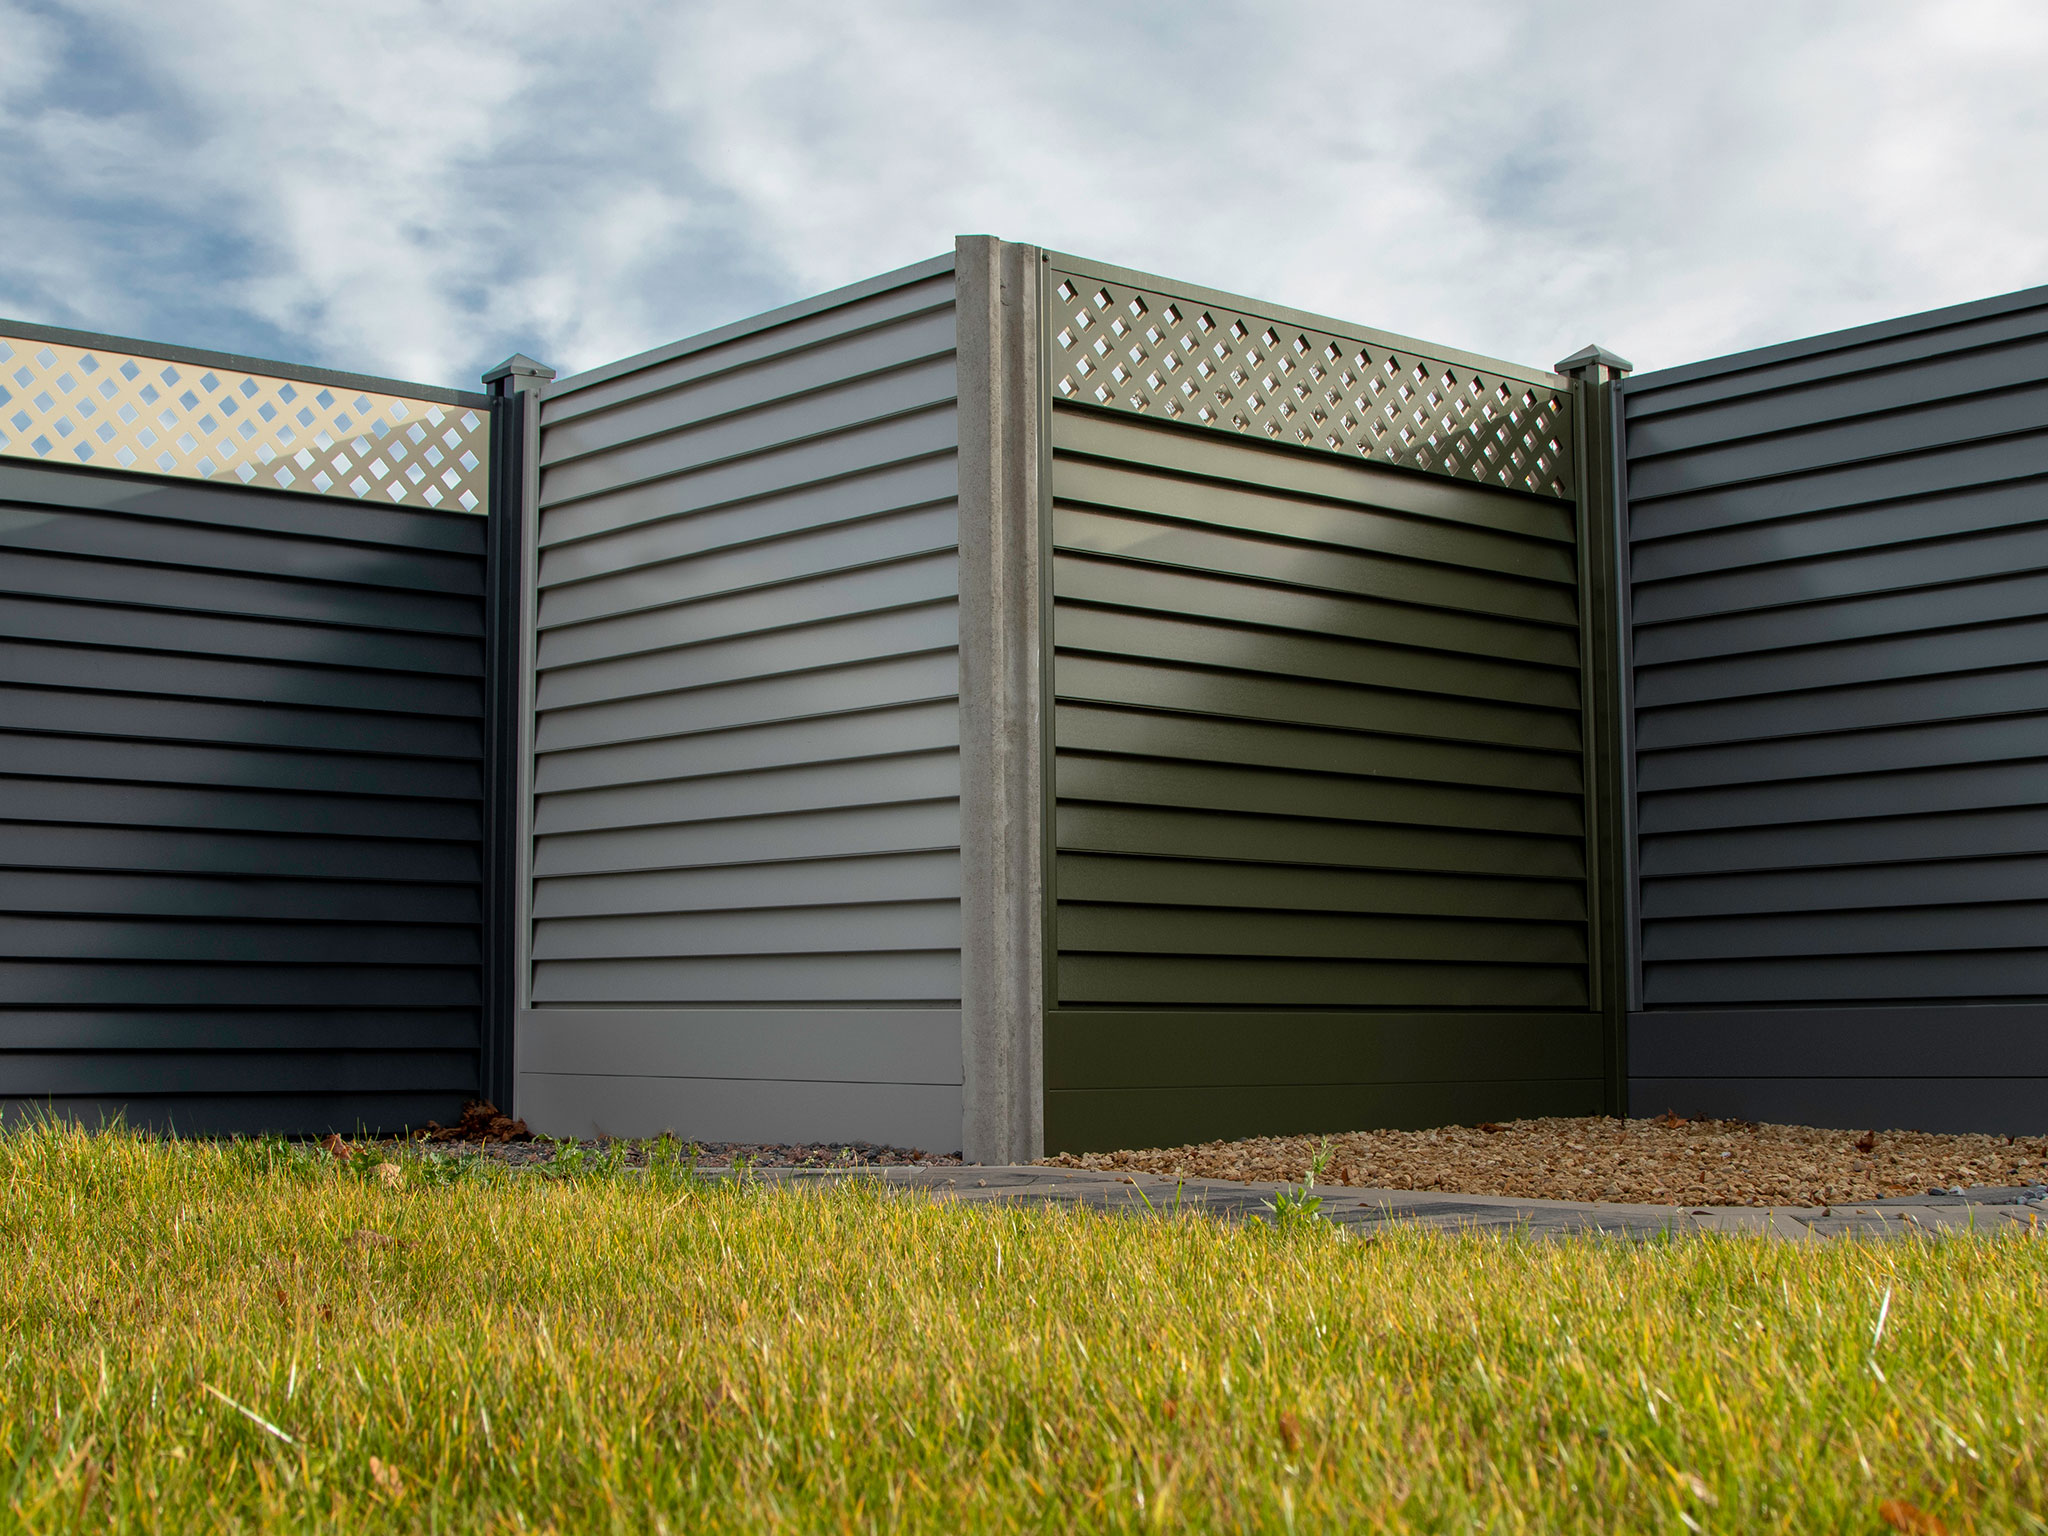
left=728, top=1165, right=2048, bottom=1239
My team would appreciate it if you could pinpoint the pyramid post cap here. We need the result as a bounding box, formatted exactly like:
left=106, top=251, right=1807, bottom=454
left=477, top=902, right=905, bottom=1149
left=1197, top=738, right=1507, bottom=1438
left=1554, top=343, right=1634, bottom=377
left=481, top=352, right=557, bottom=387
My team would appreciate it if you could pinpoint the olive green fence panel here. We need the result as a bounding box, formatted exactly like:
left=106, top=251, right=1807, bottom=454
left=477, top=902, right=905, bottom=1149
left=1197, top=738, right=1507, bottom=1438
left=1038, top=257, right=1609, bottom=1152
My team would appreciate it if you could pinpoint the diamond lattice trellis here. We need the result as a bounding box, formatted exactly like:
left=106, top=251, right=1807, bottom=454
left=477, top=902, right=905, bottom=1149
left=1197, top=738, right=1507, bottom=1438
left=0, top=334, right=490, bottom=513
left=1048, top=272, right=1574, bottom=499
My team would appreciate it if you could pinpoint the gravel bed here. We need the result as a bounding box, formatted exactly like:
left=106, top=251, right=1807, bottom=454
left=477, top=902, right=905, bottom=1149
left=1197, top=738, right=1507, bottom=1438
left=1040, top=1115, right=2048, bottom=1208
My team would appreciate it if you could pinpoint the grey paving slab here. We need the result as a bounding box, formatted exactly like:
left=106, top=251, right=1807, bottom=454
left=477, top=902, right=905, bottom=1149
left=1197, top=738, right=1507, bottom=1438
left=707, top=1165, right=2048, bottom=1240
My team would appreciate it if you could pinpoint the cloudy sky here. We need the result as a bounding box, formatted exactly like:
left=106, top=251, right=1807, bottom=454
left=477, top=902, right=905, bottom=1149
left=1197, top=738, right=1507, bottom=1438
left=4, top=1, right=2045, bottom=392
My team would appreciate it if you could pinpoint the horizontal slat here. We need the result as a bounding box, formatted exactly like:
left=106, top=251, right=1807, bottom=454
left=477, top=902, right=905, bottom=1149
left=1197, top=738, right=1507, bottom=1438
left=1642, top=949, right=2048, bottom=1005
left=1628, top=378, right=2048, bottom=501
left=1, top=461, right=488, bottom=553
left=517, top=1005, right=963, bottom=1085
left=0, top=640, right=481, bottom=718
left=533, top=900, right=959, bottom=960
left=0, top=1009, right=477, bottom=1051
left=1625, top=301, right=2048, bottom=419
left=1632, top=477, right=2048, bottom=587
left=1056, top=852, right=1585, bottom=921
left=1635, top=668, right=2048, bottom=753
left=538, top=455, right=958, bottom=590
left=1639, top=758, right=2048, bottom=835
left=1058, top=606, right=1579, bottom=714
left=0, top=961, right=478, bottom=1006
left=0, top=733, right=479, bottom=799
left=540, top=357, right=958, bottom=508
left=0, top=870, right=475, bottom=923
left=1052, top=407, right=1577, bottom=542
left=1059, top=904, right=1585, bottom=964
left=543, top=306, right=957, bottom=467
left=1638, top=805, right=2048, bottom=878
left=1058, top=753, right=1583, bottom=837
left=1055, top=457, right=1576, bottom=586
left=541, top=500, right=956, bottom=634
left=538, top=407, right=957, bottom=547
left=534, top=850, right=958, bottom=920
left=1644, top=901, right=2048, bottom=960
left=1056, top=653, right=1582, bottom=753
left=0, top=547, right=482, bottom=635
left=1636, top=713, right=2048, bottom=792
left=1628, top=332, right=2048, bottom=459
left=1635, top=570, right=2048, bottom=669
left=535, top=650, right=957, bottom=756
left=536, top=701, right=957, bottom=796
left=0, top=1092, right=471, bottom=1137
left=7, top=681, right=485, bottom=777
left=539, top=548, right=958, bottom=672
left=0, top=914, right=476, bottom=964
left=1639, top=856, right=2048, bottom=919
left=1636, top=617, right=2048, bottom=709
left=0, top=505, right=482, bottom=593
left=0, top=1052, right=479, bottom=1097
left=534, top=749, right=958, bottom=837
left=1057, top=953, right=1587, bottom=1008
left=0, top=594, right=481, bottom=675
left=1055, top=702, right=1582, bottom=795
left=535, top=602, right=956, bottom=713
left=533, top=799, right=959, bottom=879
left=1046, top=1078, right=1604, bottom=1154
left=529, top=951, right=960, bottom=1005
left=0, top=822, right=477, bottom=881
left=1054, top=504, right=1576, bottom=631
left=1053, top=551, right=1576, bottom=668
left=1057, top=802, right=1585, bottom=880
left=543, top=270, right=955, bottom=424
left=1633, top=520, right=2048, bottom=627
left=1626, top=1001, right=2048, bottom=1077
left=1044, top=1009, right=1605, bottom=1091
left=0, top=777, right=479, bottom=841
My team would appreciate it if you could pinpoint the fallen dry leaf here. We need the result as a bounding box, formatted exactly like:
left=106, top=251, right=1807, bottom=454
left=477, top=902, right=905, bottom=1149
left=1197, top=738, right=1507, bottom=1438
left=1857, top=1130, right=1879, bottom=1154
left=1276, top=1412, right=1302, bottom=1454
left=320, top=1133, right=350, bottom=1162
left=1878, top=1498, right=1948, bottom=1535
left=369, top=1456, right=404, bottom=1502
left=374, top=1162, right=403, bottom=1188
left=417, top=1101, right=531, bottom=1144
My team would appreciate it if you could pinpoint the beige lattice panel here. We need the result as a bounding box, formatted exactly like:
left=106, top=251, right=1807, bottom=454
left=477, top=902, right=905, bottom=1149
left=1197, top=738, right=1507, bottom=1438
left=1049, top=272, right=1574, bottom=499
left=0, top=334, right=489, bottom=513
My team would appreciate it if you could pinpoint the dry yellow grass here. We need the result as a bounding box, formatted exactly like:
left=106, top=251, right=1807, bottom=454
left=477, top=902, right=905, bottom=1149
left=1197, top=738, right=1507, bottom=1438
left=3, top=1122, right=2046, bottom=1533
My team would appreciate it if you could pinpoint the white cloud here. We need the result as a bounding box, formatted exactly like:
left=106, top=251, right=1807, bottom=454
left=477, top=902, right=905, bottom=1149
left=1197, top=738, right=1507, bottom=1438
left=2, top=0, right=2044, bottom=386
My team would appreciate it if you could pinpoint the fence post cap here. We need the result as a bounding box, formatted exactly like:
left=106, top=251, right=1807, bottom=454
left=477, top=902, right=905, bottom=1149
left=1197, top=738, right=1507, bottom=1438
left=1554, top=344, right=1634, bottom=380
left=482, top=353, right=557, bottom=390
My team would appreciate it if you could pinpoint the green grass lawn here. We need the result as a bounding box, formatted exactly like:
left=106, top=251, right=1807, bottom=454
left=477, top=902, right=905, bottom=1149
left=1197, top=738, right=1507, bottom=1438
left=3, top=1124, right=2044, bottom=1534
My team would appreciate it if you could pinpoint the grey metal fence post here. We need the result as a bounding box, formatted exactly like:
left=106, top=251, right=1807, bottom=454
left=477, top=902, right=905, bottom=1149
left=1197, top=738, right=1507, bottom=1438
left=1556, top=344, right=1635, bottom=1117
left=482, top=354, right=555, bottom=1117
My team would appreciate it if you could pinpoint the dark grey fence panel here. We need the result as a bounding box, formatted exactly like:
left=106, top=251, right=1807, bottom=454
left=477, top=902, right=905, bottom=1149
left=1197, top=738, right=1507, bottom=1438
left=1621, top=283, right=2048, bottom=1133
left=0, top=458, right=497, bottom=1134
